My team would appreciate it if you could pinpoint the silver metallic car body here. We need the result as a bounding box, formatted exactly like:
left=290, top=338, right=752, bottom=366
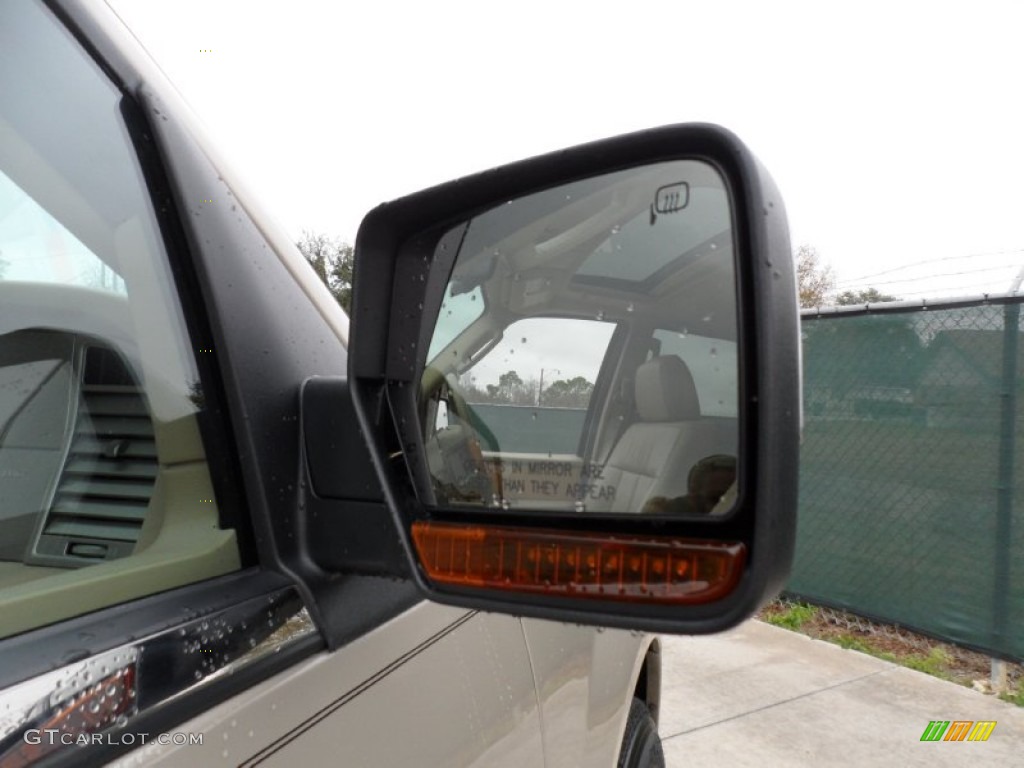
left=0, top=2, right=659, bottom=765
left=106, top=606, right=652, bottom=767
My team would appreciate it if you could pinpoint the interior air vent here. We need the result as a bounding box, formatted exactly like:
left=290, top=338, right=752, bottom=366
left=33, top=345, right=157, bottom=565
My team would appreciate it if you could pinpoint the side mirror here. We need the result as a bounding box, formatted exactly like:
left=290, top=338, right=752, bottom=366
left=349, top=124, right=800, bottom=633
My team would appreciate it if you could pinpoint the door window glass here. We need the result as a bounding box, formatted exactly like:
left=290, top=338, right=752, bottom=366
left=457, top=316, right=614, bottom=454
left=652, top=330, right=738, bottom=418
left=0, top=0, right=239, bottom=638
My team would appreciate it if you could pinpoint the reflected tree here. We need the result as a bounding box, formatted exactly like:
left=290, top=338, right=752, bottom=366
left=542, top=376, right=594, bottom=408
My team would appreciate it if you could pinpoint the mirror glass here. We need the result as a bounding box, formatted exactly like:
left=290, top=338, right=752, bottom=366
left=420, top=160, right=739, bottom=516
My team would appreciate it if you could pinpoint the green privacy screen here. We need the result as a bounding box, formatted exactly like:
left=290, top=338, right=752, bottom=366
left=792, top=298, right=1024, bottom=660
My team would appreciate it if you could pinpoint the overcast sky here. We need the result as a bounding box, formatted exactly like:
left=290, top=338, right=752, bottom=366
left=107, top=0, right=1024, bottom=301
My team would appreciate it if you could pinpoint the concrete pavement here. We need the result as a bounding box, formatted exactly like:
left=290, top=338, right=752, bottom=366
left=659, top=620, right=1023, bottom=767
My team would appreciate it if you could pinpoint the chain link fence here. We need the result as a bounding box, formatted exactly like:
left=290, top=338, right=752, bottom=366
left=763, top=595, right=1023, bottom=691
left=790, top=296, right=1024, bottom=661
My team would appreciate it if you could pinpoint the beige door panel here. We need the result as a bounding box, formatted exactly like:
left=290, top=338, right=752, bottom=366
left=112, top=604, right=545, bottom=768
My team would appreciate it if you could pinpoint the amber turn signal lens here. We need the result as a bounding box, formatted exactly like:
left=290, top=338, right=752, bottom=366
left=411, top=521, right=745, bottom=604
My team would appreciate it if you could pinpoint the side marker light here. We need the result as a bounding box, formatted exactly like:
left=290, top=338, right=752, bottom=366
left=412, top=521, right=745, bottom=604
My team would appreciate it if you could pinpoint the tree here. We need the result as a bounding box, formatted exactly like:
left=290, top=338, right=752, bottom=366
left=497, top=370, right=525, bottom=403
left=296, top=231, right=354, bottom=313
left=481, top=370, right=527, bottom=403
left=795, top=244, right=835, bottom=308
left=542, top=376, right=594, bottom=408
left=834, top=287, right=899, bottom=306
left=498, top=370, right=523, bottom=389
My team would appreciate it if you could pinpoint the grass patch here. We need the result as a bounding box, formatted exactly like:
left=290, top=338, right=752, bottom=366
left=902, top=648, right=953, bottom=680
left=999, top=680, right=1024, bottom=707
left=833, top=633, right=897, bottom=663
left=828, top=634, right=954, bottom=680
left=763, top=601, right=818, bottom=631
left=755, top=599, right=1018, bottom=690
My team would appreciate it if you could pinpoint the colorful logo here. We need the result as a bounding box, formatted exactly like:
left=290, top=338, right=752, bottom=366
left=920, top=721, right=996, bottom=742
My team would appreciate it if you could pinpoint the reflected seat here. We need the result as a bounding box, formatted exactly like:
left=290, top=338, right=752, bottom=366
left=595, top=356, right=736, bottom=513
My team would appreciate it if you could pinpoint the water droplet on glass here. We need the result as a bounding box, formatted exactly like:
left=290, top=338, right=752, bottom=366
left=470, top=294, right=477, bottom=301
left=521, top=337, right=527, bottom=344
left=709, top=347, right=717, bottom=357
left=702, top=314, right=712, bottom=322
left=610, top=224, right=621, bottom=234
left=531, top=412, right=537, bottom=420
left=626, top=303, right=634, bottom=313
left=595, top=310, right=605, bottom=321
left=710, top=242, right=717, bottom=250
left=574, top=500, right=585, bottom=513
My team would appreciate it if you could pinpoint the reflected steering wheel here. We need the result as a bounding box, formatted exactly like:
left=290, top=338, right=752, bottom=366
left=422, top=368, right=498, bottom=503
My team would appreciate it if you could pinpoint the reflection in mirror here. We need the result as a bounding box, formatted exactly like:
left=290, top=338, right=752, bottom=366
left=420, top=160, right=738, bottom=516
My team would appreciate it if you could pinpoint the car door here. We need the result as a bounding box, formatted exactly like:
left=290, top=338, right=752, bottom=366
left=0, top=2, right=552, bottom=766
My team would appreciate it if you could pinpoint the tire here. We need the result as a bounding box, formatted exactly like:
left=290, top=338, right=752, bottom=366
left=617, top=697, right=665, bottom=768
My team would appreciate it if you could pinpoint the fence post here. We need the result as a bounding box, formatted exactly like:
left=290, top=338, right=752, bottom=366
left=993, top=301, right=1019, bottom=688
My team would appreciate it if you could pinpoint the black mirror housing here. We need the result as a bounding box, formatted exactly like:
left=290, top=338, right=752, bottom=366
left=348, top=123, right=800, bottom=634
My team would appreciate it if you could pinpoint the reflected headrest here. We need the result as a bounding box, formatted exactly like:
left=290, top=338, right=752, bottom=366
left=634, top=356, right=700, bottom=422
